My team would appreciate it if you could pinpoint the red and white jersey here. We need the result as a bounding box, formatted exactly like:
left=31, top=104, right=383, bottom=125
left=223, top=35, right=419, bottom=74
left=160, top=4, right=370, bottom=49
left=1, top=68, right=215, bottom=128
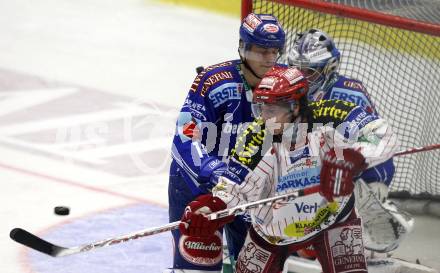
left=213, top=99, right=397, bottom=246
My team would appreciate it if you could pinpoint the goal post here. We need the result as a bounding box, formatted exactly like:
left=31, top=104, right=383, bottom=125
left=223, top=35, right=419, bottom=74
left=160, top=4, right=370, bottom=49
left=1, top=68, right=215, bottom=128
left=242, top=0, right=440, bottom=36
left=241, top=0, right=440, bottom=200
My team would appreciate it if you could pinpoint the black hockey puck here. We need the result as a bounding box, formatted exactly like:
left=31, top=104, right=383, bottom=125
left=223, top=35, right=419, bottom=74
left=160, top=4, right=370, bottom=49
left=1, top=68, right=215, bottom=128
left=54, top=206, right=70, bottom=216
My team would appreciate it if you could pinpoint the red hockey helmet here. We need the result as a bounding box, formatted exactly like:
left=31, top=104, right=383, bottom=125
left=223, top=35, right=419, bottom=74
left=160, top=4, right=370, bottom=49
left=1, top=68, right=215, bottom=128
left=254, top=66, right=308, bottom=105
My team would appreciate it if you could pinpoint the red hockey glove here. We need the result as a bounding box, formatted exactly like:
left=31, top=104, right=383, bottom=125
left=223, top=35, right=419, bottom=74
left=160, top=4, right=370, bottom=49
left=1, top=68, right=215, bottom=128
left=320, top=148, right=367, bottom=202
left=179, top=194, right=234, bottom=237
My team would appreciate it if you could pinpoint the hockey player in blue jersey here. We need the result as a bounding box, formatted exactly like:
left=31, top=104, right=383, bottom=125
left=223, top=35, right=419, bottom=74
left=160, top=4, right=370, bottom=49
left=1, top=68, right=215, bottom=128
left=288, top=28, right=398, bottom=256
left=166, top=13, right=286, bottom=272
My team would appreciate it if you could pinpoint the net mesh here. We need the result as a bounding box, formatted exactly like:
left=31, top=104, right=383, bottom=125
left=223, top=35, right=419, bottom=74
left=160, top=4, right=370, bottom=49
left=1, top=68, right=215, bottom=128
left=251, top=0, right=440, bottom=199
left=325, top=0, right=440, bottom=25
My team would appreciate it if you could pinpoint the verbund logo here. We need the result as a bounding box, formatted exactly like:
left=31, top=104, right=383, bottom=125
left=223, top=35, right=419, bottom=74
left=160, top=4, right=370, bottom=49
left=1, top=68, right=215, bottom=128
left=295, top=202, right=319, bottom=214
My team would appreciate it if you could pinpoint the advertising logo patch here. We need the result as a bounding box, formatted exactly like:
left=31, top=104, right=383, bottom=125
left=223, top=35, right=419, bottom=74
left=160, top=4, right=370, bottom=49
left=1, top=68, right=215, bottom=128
left=283, top=202, right=339, bottom=237
left=263, top=23, right=279, bottom=33
left=328, top=219, right=367, bottom=273
left=243, top=13, right=262, bottom=33
left=330, top=88, right=372, bottom=109
left=179, top=232, right=223, bottom=266
left=289, top=147, right=309, bottom=164
left=276, top=167, right=320, bottom=192
left=282, top=68, right=304, bottom=85
left=177, top=112, right=200, bottom=142
left=190, top=62, right=233, bottom=93
left=208, top=83, right=242, bottom=107
left=236, top=241, right=270, bottom=273
left=201, top=71, right=233, bottom=96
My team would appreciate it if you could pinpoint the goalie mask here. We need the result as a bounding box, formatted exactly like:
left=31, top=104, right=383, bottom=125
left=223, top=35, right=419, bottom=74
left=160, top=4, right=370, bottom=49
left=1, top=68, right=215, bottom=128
left=288, top=28, right=340, bottom=95
left=252, top=67, right=308, bottom=120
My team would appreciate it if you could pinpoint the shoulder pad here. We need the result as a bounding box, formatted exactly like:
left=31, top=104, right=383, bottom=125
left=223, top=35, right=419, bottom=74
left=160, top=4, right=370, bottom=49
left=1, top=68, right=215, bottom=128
left=190, top=60, right=238, bottom=96
left=333, top=75, right=365, bottom=92
left=308, top=99, right=357, bottom=126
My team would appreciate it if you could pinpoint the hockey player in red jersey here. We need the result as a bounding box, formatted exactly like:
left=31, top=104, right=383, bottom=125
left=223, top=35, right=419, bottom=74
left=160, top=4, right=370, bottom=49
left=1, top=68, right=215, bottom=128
left=166, top=13, right=286, bottom=272
left=179, top=66, right=397, bottom=273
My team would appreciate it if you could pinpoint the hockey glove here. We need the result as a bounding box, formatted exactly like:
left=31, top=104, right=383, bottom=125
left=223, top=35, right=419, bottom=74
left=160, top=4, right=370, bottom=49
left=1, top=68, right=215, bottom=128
left=320, top=148, right=367, bottom=202
left=179, top=194, right=234, bottom=237
left=198, top=158, right=227, bottom=193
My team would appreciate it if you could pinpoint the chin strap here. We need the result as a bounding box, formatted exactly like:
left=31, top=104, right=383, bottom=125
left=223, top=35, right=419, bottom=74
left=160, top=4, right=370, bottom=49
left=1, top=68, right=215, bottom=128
left=238, top=48, right=262, bottom=80
left=242, top=58, right=263, bottom=80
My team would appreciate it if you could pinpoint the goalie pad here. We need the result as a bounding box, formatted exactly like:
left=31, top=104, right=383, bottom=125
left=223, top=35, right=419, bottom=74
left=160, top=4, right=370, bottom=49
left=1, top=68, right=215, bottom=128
left=354, top=180, right=414, bottom=253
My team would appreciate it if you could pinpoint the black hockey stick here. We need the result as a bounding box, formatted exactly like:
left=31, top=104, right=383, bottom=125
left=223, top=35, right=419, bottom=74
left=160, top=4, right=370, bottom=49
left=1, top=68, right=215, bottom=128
left=10, top=185, right=320, bottom=257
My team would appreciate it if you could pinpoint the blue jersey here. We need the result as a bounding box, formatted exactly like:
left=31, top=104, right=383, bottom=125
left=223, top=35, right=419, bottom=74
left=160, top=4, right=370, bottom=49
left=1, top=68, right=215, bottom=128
left=309, top=73, right=394, bottom=186
left=170, top=60, right=284, bottom=195
left=309, top=73, right=377, bottom=114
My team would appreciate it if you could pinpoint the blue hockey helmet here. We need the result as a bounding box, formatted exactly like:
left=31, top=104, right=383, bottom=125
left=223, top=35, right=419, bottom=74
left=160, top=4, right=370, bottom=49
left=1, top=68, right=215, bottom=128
left=288, top=29, right=340, bottom=94
left=239, top=13, right=286, bottom=55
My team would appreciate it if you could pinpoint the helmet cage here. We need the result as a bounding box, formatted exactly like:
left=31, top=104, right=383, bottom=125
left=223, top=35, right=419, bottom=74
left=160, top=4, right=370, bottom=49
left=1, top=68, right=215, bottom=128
left=288, top=29, right=340, bottom=94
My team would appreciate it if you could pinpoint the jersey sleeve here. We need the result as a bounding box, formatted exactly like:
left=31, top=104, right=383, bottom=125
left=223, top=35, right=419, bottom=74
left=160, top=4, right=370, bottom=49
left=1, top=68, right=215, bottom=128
left=212, top=119, right=274, bottom=208
left=326, top=77, right=395, bottom=185
left=325, top=76, right=378, bottom=115
left=350, top=80, right=395, bottom=185
left=337, top=106, right=398, bottom=169
left=171, top=72, right=224, bottom=195
left=353, top=80, right=378, bottom=115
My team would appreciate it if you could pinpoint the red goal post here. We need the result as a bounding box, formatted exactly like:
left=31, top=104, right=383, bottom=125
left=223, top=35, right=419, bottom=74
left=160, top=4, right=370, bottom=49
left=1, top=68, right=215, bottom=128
left=241, top=0, right=440, bottom=200
left=242, top=0, right=440, bottom=36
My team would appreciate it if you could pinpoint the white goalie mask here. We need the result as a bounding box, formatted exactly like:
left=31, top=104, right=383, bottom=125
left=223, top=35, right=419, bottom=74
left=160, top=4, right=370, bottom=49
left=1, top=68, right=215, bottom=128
left=288, top=29, right=341, bottom=95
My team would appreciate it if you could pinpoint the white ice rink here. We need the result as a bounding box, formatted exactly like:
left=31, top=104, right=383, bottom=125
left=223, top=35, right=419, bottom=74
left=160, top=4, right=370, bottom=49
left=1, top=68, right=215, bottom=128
left=0, top=0, right=439, bottom=272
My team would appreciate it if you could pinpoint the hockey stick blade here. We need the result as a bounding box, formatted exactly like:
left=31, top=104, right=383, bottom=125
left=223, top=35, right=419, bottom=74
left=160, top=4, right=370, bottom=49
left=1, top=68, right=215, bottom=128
left=10, top=185, right=319, bottom=257
left=10, top=228, right=66, bottom=257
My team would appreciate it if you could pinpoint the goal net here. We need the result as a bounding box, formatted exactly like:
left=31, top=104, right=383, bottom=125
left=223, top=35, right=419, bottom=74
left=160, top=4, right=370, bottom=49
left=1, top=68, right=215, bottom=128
left=242, top=0, right=440, bottom=200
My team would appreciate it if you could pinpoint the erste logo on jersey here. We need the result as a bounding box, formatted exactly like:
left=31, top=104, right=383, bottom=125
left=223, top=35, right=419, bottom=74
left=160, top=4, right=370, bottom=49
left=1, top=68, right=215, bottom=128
left=209, top=83, right=242, bottom=107
left=330, top=87, right=372, bottom=109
